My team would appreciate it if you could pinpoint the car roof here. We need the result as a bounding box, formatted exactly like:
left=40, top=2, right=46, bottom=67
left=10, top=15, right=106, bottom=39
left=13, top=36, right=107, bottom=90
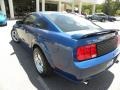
left=94, top=13, right=105, bottom=14
left=40, top=11, right=67, bottom=14
left=30, top=11, right=68, bottom=16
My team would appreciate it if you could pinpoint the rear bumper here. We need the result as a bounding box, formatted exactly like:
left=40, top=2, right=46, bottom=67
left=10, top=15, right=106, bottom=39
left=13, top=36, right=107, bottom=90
left=73, top=58, right=117, bottom=80
left=0, top=20, right=7, bottom=26
left=73, top=46, right=120, bottom=80
left=59, top=46, right=120, bottom=81
left=74, top=46, right=120, bottom=69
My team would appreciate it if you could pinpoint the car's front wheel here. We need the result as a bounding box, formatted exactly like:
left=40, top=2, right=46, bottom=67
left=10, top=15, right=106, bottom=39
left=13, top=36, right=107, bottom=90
left=11, top=29, right=20, bottom=43
left=33, top=47, right=53, bottom=76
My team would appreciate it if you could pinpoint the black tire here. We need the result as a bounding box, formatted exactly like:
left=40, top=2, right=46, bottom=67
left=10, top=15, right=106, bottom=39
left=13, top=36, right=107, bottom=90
left=88, top=18, right=92, bottom=21
left=109, top=19, right=115, bottom=22
left=3, top=23, right=7, bottom=26
left=101, top=18, right=105, bottom=22
left=4, top=23, right=7, bottom=26
left=33, top=47, right=53, bottom=76
left=11, top=29, right=20, bottom=43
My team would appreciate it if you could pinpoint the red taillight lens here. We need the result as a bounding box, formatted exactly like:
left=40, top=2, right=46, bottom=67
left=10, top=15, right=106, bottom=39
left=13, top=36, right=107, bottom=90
left=91, top=44, right=97, bottom=58
left=76, top=44, right=97, bottom=61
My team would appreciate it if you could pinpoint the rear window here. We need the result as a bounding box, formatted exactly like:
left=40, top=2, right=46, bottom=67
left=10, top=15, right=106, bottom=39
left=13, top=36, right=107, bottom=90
left=44, top=13, right=101, bottom=32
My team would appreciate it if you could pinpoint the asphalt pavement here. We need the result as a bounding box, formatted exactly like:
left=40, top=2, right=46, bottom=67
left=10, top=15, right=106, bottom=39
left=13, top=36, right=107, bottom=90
left=0, top=20, right=120, bottom=90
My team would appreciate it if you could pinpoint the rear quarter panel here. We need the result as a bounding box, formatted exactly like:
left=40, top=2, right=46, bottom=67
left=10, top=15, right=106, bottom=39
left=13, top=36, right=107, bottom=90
left=37, top=30, right=77, bottom=69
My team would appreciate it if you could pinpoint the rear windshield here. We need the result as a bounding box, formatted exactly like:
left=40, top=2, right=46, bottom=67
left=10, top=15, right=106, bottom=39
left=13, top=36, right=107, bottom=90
left=44, top=13, right=101, bottom=32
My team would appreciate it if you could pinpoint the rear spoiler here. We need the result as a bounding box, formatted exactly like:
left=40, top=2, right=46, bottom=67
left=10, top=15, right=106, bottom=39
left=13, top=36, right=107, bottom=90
left=81, top=29, right=119, bottom=39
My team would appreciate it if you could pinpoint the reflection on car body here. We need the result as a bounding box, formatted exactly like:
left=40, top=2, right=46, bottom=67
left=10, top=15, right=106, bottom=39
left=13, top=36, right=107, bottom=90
left=11, top=12, right=120, bottom=82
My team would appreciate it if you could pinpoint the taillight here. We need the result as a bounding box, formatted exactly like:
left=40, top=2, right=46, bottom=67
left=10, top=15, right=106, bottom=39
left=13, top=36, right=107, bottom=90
left=76, top=44, right=97, bottom=61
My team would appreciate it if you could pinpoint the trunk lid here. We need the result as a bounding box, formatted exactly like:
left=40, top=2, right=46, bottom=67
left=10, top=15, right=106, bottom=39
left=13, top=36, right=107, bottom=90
left=66, top=29, right=118, bottom=40
left=66, top=29, right=118, bottom=60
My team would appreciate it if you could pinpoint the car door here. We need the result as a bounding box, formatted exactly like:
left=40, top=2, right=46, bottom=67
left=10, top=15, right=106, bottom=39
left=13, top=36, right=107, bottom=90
left=97, top=14, right=106, bottom=20
left=92, top=14, right=98, bottom=20
left=102, top=14, right=108, bottom=19
left=24, top=14, right=48, bottom=48
left=22, top=14, right=36, bottom=46
left=16, top=21, right=26, bottom=42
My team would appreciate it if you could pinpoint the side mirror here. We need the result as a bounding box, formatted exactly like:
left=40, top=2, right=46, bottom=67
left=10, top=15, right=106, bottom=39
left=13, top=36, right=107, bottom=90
left=16, top=20, right=23, bottom=25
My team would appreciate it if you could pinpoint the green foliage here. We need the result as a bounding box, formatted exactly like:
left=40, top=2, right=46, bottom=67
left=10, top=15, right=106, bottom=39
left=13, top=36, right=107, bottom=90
left=96, top=4, right=104, bottom=13
left=82, top=0, right=120, bottom=15
left=116, top=10, right=120, bottom=15
left=103, top=0, right=120, bottom=15
left=82, top=4, right=104, bottom=15
left=82, top=5, right=92, bottom=14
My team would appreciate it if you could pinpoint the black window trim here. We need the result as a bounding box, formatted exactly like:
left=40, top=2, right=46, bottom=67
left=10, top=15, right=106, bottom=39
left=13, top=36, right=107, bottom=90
left=22, top=13, right=48, bottom=30
left=33, top=15, right=48, bottom=30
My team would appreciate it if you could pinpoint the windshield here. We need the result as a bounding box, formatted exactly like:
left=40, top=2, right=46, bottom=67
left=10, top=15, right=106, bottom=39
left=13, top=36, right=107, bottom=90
left=44, top=12, right=101, bottom=32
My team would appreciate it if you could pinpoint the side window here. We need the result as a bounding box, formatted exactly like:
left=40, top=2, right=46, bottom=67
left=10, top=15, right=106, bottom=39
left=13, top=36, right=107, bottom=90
left=94, top=14, right=97, bottom=16
left=35, top=19, right=48, bottom=30
left=93, top=14, right=97, bottom=17
left=97, top=14, right=105, bottom=16
left=24, top=15, right=36, bottom=25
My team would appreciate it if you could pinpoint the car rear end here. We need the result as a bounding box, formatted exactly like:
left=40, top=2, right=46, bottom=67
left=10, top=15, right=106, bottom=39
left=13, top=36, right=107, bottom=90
left=66, top=30, right=120, bottom=81
left=108, top=16, right=116, bottom=21
left=43, top=12, right=120, bottom=81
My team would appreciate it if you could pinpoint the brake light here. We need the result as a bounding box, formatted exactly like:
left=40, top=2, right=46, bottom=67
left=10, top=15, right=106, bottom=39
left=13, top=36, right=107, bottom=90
left=76, top=44, right=97, bottom=61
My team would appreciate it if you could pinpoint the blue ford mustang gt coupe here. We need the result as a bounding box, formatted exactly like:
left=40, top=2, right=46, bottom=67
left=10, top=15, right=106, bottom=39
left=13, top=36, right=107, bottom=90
left=11, top=12, right=120, bottom=82
left=0, top=11, right=7, bottom=26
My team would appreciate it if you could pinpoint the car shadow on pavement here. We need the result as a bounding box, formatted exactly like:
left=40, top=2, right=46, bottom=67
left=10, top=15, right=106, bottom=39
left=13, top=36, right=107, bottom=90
left=10, top=41, right=114, bottom=90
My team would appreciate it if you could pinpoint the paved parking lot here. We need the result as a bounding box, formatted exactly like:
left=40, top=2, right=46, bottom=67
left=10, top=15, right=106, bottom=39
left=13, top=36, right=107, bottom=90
left=0, top=20, right=120, bottom=90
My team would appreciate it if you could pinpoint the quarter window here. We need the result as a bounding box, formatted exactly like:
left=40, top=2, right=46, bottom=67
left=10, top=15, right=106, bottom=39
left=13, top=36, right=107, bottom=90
left=24, top=15, right=36, bottom=25
left=23, top=14, right=48, bottom=30
left=35, top=19, right=48, bottom=30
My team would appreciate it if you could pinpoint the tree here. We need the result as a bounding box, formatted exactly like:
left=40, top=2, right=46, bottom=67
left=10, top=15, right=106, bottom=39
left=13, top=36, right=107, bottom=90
left=96, top=4, right=104, bottom=13
left=103, top=0, right=120, bottom=15
left=82, top=4, right=92, bottom=14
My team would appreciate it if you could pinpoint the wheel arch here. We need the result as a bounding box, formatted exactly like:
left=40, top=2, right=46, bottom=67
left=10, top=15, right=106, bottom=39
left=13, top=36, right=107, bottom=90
left=32, top=43, right=55, bottom=68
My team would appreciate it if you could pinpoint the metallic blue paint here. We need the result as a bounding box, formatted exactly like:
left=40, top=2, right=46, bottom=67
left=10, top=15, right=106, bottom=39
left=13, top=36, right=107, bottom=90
left=74, top=46, right=120, bottom=69
left=12, top=12, right=120, bottom=81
